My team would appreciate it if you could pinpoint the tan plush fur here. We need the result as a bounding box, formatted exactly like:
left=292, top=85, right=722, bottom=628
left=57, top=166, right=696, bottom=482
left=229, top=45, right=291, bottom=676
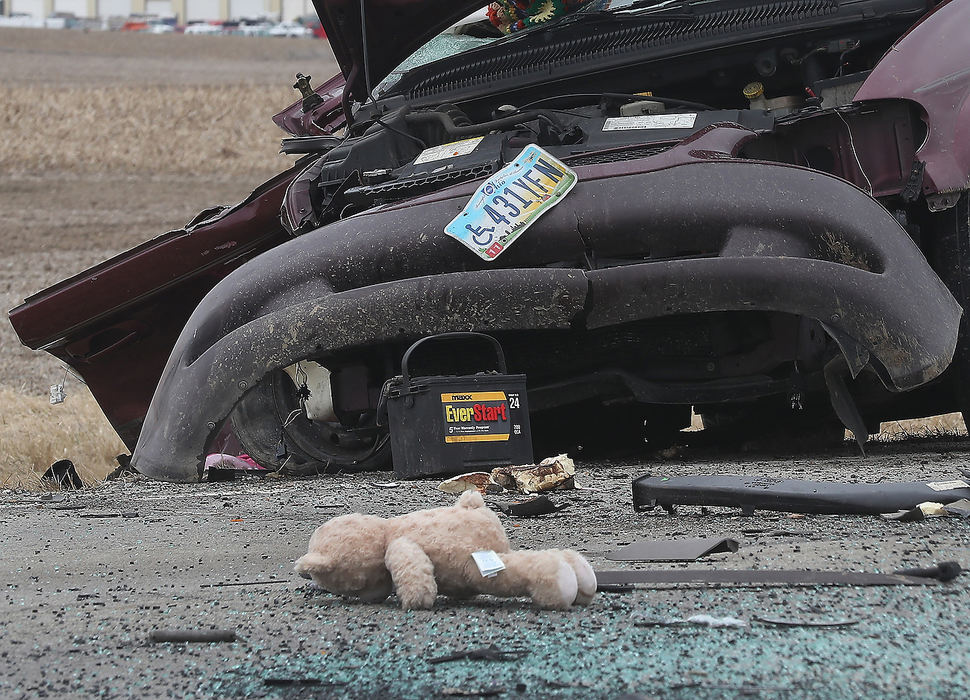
left=294, top=490, right=596, bottom=610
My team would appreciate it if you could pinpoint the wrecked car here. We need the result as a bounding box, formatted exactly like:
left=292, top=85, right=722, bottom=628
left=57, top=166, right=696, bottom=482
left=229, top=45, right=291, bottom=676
left=9, top=0, right=970, bottom=481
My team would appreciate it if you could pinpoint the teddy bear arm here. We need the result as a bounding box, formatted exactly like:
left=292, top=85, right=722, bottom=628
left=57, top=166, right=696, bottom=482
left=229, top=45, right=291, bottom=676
left=385, top=536, right=438, bottom=610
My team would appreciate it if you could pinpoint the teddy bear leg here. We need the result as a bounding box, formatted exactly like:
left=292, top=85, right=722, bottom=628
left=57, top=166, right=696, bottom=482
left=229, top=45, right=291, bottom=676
left=493, top=551, right=578, bottom=610
left=385, top=536, right=438, bottom=610
left=558, top=549, right=597, bottom=606
left=529, top=557, right=579, bottom=610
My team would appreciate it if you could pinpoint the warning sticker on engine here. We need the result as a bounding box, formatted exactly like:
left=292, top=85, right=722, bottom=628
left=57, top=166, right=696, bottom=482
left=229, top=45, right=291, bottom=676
left=414, top=136, right=484, bottom=164
left=602, top=114, right=697, bottom=130
left=441, top=391, right=511, bottom=443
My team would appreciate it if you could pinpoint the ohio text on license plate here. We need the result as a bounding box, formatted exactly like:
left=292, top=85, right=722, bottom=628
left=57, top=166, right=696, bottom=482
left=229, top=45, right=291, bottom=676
left=445, top=145, right=578, bottom=261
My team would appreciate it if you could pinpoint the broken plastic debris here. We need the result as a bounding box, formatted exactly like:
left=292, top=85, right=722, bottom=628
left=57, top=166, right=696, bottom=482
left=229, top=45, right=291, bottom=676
left=41, top=459, right=83, bottom=490
left=882, top=501, right=948, bottom=521
left=438, top=472, right=493, bottom=494
left=633, top=473, right=970, bottom=514
left=203, top=453, right=266, bottom=481
left=944, top=498, right=970, bottom=518
left=494, top=494, right=568, bottom=517
left=438, top=455, right=577, bottom=494
left=491, top=454, right=575, bottom=493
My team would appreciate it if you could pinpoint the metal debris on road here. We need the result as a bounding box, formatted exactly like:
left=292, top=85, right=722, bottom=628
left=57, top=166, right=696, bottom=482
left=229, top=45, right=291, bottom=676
left=440, top=687, right=504, bottom=697
left=200, top=579, right=290, bottom=588
left=428, top=644, right=529, bottom=664
left=893, top=561, right=962, bottom=582
left=263, top=677, right=345, bottom=687
left=596, top=569, right=939, bottom=588
left=754, top=616, right=859, bottom=628
left=606, top=536, right=739, bottom=562
left=148, top=629, right=237, bottom=643
left=634, top=614, right=747, bottom=628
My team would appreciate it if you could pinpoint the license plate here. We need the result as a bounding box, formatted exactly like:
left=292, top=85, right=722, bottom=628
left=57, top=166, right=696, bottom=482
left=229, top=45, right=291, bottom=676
left=445, top=145, right=578, bottom=261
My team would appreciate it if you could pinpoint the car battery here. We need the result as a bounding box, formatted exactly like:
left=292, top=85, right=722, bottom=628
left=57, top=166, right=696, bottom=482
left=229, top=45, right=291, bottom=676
left=381, top=332, right=533, bottom=479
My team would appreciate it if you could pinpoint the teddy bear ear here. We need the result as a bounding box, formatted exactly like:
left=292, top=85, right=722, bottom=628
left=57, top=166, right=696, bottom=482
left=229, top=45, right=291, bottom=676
left=294, top=552, right=332, bottom=576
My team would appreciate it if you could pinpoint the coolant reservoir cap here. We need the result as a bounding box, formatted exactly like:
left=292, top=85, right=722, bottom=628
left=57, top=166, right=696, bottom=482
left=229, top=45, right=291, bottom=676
left=743, top=82, right=765, bottom=100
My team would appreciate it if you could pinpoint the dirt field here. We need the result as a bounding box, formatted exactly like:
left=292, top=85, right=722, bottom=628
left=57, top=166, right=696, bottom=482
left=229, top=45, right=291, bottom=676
left=0, top=28, right=338, bottom=483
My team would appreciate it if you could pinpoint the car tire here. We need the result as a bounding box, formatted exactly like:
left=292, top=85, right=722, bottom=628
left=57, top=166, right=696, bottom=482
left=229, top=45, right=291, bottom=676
left=929, top=191, right=970, bottom=428
left=230, top=369, right=391, bottom=475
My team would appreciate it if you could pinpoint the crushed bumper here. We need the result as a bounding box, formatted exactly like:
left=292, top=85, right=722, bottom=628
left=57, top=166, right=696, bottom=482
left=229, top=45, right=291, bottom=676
left=131, top=154, right=961, bottom=481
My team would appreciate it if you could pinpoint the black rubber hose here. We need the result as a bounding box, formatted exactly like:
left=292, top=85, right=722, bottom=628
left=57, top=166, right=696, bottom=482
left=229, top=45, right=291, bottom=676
left=404, top=110, right=543, bottom=138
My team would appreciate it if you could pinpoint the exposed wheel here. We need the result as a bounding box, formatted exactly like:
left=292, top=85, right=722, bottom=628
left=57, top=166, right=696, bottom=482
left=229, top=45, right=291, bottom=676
left=930, top=191, right=970, bottom=427
left=230, top=364, right=390, bottom=475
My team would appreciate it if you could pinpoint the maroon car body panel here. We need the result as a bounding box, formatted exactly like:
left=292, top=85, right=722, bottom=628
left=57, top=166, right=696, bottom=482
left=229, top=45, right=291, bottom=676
left=855, top=0, right=970, bottom=195
left=8, top=168, right=299, bottom=446
left=273, top=72, right=348, bottom=136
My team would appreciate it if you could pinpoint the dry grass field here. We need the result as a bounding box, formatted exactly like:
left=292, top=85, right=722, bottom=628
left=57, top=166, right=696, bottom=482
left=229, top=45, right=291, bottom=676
left=0, top=27, right=338, bottom=485
left=0, top=27, right=964, bottom=487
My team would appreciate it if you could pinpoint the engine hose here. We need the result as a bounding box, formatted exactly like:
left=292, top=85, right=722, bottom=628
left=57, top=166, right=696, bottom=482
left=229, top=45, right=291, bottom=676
left=404, top=109, right=543, bottom=138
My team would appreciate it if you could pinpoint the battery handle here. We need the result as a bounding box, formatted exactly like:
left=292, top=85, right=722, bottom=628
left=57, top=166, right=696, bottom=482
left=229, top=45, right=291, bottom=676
left=400, top=332, right=508, bottom=387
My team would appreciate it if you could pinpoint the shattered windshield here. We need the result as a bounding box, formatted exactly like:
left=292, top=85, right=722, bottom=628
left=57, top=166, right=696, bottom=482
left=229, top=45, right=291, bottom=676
left=375, top=0, right=679, bottom=97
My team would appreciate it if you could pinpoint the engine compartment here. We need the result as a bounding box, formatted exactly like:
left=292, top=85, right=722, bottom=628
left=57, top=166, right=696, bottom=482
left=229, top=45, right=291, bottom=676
left=282, top=0, right=929, bottom=233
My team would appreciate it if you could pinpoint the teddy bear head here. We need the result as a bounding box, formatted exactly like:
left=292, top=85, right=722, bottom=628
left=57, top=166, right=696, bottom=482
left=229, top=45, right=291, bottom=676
left=294, top=512, right=394, bottom=602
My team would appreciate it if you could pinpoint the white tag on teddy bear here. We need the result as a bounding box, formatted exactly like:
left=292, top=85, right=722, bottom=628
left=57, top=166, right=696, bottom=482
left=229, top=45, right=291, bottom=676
left=471, top=550, right=506, bottom=578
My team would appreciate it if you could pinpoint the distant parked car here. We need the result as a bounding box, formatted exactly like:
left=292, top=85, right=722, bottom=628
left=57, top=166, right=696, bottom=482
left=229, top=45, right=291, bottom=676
left=235, top=21, right=273, bottom=37
left=268, top=21, right=311, bottom=38
left=183, top=21, right=223, bottom=35
left=147, top=20, right=175, bottom=34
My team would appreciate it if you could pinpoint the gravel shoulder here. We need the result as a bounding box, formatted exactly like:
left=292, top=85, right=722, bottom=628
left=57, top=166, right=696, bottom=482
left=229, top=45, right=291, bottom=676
left=2, top=449, right=968, bottom=698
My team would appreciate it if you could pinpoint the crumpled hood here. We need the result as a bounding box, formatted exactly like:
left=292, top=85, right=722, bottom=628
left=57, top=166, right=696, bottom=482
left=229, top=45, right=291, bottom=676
left=312, top=0, right=488, bottom=102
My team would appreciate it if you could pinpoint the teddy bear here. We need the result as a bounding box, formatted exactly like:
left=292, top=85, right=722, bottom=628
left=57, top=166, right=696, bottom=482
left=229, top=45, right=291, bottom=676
left=294, top=490, right=596, bottom=610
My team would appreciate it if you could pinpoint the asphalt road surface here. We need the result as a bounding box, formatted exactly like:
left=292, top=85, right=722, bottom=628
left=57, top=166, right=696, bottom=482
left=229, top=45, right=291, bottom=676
left=2, top=442, right=969, bottom=699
